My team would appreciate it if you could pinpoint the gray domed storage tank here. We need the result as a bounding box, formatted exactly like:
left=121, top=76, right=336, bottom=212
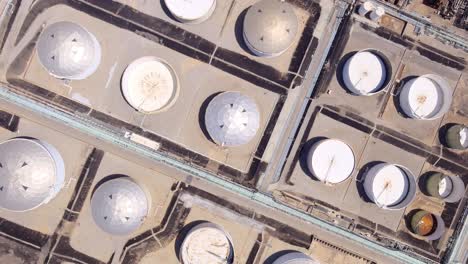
left=243, top=0, right=298, bottom=57
left=272, top=252, right=320, bottom=264
left=37, top=21, right=101, bottom=80
left=179, top=222, right=234, bottom=264
left=204, top=91, right=260, bottom=147
left=0, top=138, right=65, bottom=212
left=90, top=177, right=149, bottom=236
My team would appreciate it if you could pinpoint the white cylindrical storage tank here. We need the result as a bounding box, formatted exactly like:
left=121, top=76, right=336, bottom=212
left=272, top=252, right=320, bottom=264
left=164, top=0, right=216, bottom=24
left=179, top=222, right=234, bottom=264
left=363, top=163, right=416, bottom=210
left=0, top=138, right=65, bottom=212
left=369, top=6, right=385, bottom=21
left=399, top=74, right=453, bottom=120
left=204, top=91, right=260, bottom=147
left=306, top=139, right=355, bottom=184
left=423, top=172, right=465, bottom=203
left=358, top=1, right=375, bottom=16
left=91, top=177, right=149, bottom=236
left=121, top=56, right=179, bottom=113
left=445, top=124, right=468, bottom=150
left=342, top=50, right=388, bottom=95
left=37, top=21, right=101, bottom=80
left=243, top=0, right=298, bottom=57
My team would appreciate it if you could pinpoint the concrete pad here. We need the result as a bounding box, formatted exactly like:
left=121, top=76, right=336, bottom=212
left=284, top=112, right=370, bottom=209
left=342, top=137, right=426, bottom=231
left=316, top=24, right=406, bottom=121
left=69, top=152, right=177, bottom=262
left=380, top=49, right=462, bottom=145
left=0, top=116, right=90, bottom=235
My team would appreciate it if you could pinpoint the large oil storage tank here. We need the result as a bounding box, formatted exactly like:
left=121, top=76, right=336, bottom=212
left=0, top=138, right=65, bottom=212
left=422, top=172, right=465, bottom=203
left=164, top=0, right=216, bottom=24
left=409, top=209, right=446, bottom=241
left=363, top=163, right=416, bottom=210
left=204, top=91, right=260, bottom=147
left=179, top=222, right=234, bottom=264
left=121, top=57, right=179, bottom=113
left=399, top=74, right=453, bottom=120
left=306, top=139, right=355, bottom=184
left=272, top=252, right=320, bottom=264
left=243, top=0, right=298, bottom=57
left=341, top=50, right=388, bottom=95
left=444, top=124, right=468, bottom=150
left=37, top=21, right=101, bottom=80
left=90, top=177, right=149, bottom=236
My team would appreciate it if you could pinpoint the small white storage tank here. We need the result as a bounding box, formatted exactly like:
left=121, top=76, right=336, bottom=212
left=272, top=252, right=320, bottom=264
left=363, top=163, right=416, bottom=210
left=306, top=139, right=355, bottom=184
left=399, top=74, right=453, bottom=120
left=369, top=6, right=385, bottom=22
left=342, top=50, right=387, bottom=95
left=0, top=138, right=65, bottom=212
left=121, top=56, right=179, bottom=113
left=164, top=0, right=216, bottom=24
left=204, top=91, right=260, bottom=147
left=179, top=222, right=234, bottom=264
left=358, top=1, right=375, bottom=16
left=243, top=0, right=298, bottom=57
left=91, top=177, right=149, bottom=236
left=37, top=21, right=101, bottom=80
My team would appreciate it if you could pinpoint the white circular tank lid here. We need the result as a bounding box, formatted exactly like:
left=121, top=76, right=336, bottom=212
left=374, top=6, right=385, bottom=16
left=165, top=0, right=216, bottom=23
left=364, top=164, right=409, bottom=207
left=438, top=176, right=453, bottom=198
left=180, top=223, right=232, bottom=264
left=362, top=1, right=375, bottom=10
left=122, top=57, right=179, bottom=113
left=307, top=139, right=355, bottom=184
left=399, top=75, right=453, bottom=120
left=342, top=51, right=386, bottom=95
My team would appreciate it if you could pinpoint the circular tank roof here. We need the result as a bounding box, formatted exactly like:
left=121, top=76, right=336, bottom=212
left=272, top=252, right=319, bottom=264
left=342, top=51, right=387, bottom=95
left=306, top=139, right=355, bottom=184
left=164, top=0, right=216, bottom=23
left=399, top=75, right=452, bottom=120
left=204, top=91, right=260, bottom=147
left=363, top=163, right=410, bottom=208
left=180, top=222, right=233, bottom=264
left=243, top=0, right=298, bottom=57
left=122, top=57, right=179, bottom=113
left=37, top=21, right=101, bottom=80
left=0, top=138, right=63, bottom=212
left=91, top=177, right=148, bottom=236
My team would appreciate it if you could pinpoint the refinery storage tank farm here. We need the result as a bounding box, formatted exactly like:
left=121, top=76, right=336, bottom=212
left=37, top=21, right=101, bottom=80
left=179, top=222, right=234, bottom=264
left=90, top=177, right=149, bottom=236
left=243, top=0, right=298, bottom=57
left=398, top=74, right=453, bottom=120
left=363, top=163, right=416, bottom=210
left=0, top=138, right=65, bottom=212
left=121, top=56, right=180, bottom=113
left=306, top=138, right=355, bottom=184
left=341, top=50, right=388, bottom=96
left=204, top=91, right=260, bottom=147
left=163, top=0, right=216, bottom=24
